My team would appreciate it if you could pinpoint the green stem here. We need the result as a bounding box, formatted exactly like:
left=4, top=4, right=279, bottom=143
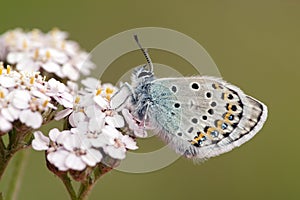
left=59, top=173, right=77, bottom=200
left=0, top=137, right=7, bottom=180
left=0, top=150, right=10, bottom=181
left=77, top=178, right=93, bottom=200
left=5, top=150, right=29, bottom=200
left=77, top=164, right=112, bottom=200
left=0, top=137, right=5, bottom=153
left=0, top=129, right=24, bottom=180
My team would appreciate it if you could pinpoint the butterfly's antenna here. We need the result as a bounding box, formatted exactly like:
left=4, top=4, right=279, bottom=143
left=133, top=34, right=153, bottom=72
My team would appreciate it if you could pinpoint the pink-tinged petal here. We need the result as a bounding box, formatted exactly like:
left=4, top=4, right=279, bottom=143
left=7, top=106, right=20, bottom=120
left=50, top=49, right=68, bottom=64
left=42, top=62, right=60, bottom=73
left=69, top=112, right=86, bottom=127
left=16, top=59, right=40, bottom=72
left=56, top=130, right=73, bottom=145
left=122, top=109, right=134, bottom=124
left=122, top=109, right=147, bottom=138
left=0, top=115, right=12, bottom=132
left=76, top=121, right=88, bottom=134
left=19, top=110, right=43, bottom=129
left=31, top=90, right=49, bottom=100
left=7, top=52, right=25, bottom=63
left=133, top=128, right=147, bottom=138
left=1, top=108, right=14, bottom=122
left=12, top=90, right=30, bottom=109
left=63, top=134, right=80, bottom=151
left=104, top=145, right=126, bottom=160
left=47, top=149, right=69, bottom=171
left=0, top=76, right=16, bottom=88
left=93, top=95, right=108, bottom=109
left=101, top=125, right=120, bottom=139
left=105, top=114, right=125, bottom=128
left=70, top=128, right=79, bottom=134
left=122, top=135, right=138, bottom=150
left=63, top=41, right=78, bottom=56
left=48, top=78, right=67, bottom=93
left=53, top=92, right=74, bottom=109
left=81, top=149, right=102, bottom=166
left=49, top=128, right=61, bottom=142
left=62, top=63, right=79, bottom=81
left=59, top=97, right=74, bottom=108
left=85, top=105, right=105, bottom=118
left=81, top=77, right=100, bottom=91
left=65, top=154, right=86, bottom=171
left=55, top=108, right=73, bottom=120
left=32, top=131, right=50, bottom=151
left=90, top=134, right=110, bottom=148
left=67, top=81, right=78, bottom=93
left=88, top=117, right=104, bottom=132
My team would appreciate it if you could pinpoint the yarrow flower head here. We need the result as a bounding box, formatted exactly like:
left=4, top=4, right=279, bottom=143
left=0, top=62, right=71, bottom=134
left=32, top=77, right=139, bottom=171
left=0, top=28, right=95, bottom=81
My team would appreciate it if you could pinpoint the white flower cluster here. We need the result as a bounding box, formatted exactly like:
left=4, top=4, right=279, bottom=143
left=32, top=78, right=138, bottom=171
left=0, top=63, right=72, bottom=133
left=0, top=28, right=95, bottom=81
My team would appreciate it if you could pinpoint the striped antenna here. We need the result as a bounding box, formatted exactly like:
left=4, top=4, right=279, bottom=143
left=133, top=34, right=153, bottom=72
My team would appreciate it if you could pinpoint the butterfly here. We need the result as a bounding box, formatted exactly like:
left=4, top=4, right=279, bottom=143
left=110, top=35, right=268, bottom=161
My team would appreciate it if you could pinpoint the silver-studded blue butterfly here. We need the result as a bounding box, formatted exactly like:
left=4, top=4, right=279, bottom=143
left=110, top=35, right=268, bottom=161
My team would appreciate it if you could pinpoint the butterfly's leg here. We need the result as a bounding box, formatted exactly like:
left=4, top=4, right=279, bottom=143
left=110, top=82, right=134, bottom=110
left=142, top=100, right=151, bottom=129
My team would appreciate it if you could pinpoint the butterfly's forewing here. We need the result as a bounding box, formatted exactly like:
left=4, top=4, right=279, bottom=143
left=149, top=76, right=268, bottom=160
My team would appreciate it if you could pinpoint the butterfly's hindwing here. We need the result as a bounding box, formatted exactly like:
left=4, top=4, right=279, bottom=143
left=148, top=76, right=267, bottom=160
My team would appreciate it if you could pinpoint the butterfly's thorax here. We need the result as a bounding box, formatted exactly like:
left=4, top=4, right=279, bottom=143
left=130, top=68, right=182, bottom=133
left=130, top=67, right=154, bottom=121
left=131, top=80, right=152, bottom=121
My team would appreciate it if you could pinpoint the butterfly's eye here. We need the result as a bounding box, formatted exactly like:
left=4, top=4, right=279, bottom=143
left=138, top=71, right=153, bottom=78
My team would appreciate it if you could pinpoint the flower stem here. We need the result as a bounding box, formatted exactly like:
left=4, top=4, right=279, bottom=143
left=77, top=177, right=93, bottom=200
left=0, top=137, right=7, bottom=180
left=58, top=173, right=77, bottom=200
left=0, top=129, right=25, bottom=180
left=5, top=150, right=29, bottom=200
left=77, top=164, right=112, bottom=200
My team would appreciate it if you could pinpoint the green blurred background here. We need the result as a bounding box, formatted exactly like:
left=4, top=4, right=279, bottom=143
left=0, top=0, right=299, bottom=199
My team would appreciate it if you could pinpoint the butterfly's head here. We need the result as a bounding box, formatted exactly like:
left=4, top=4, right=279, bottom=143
left=132, top=65, right=154, bottom=85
